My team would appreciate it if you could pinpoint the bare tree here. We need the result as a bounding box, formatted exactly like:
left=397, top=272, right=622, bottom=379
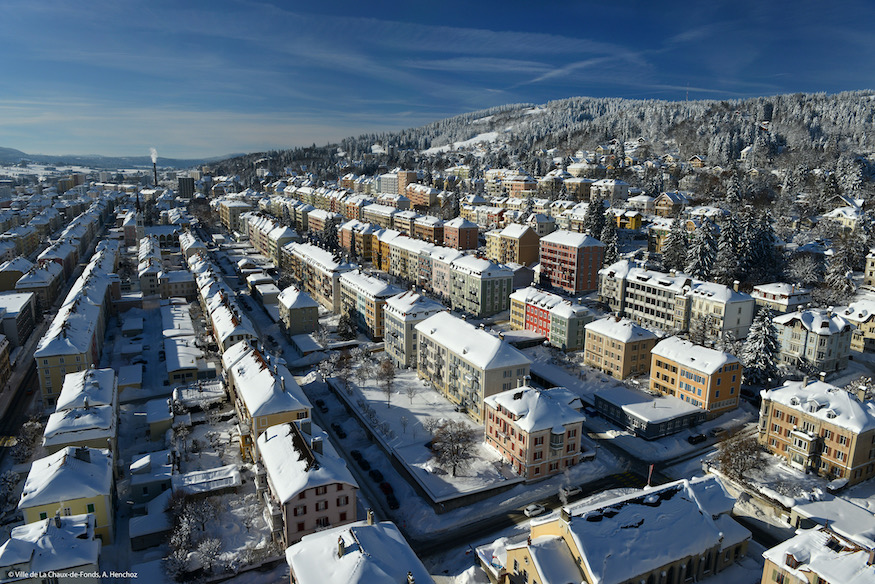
left=431, top=420, right=478, bottom=477
left=715, top=431, right=765, bottom=481
left=197, top=537, right=223, bottom=574
left=400, top=416, right=409, bottom=434
left=405, top=378, right=418, bottom=404
left=377, top=358, right=396, bottom=407
left=335, top=351, right=353, bottom=395
left=355, top=355, right=374, bottom=386
left=174, top=424, right=191, bottom=454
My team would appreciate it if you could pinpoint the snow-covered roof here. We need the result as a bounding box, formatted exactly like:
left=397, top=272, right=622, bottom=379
left=0, top=514, right=99, bottom=578
left=585, top=316, right=658, bottom=343
left=444, top=217, right=478, bottom=229
left=687, top=281, right=753, bottom=304
left=285, top=520, right=433, bottom=584
left=484, top=386, right=583, bottom=433
left=651, top=336, right=738, bottom=375
left=762, top=527, right=875, bottom=584
left=773, top=309, right=851, bottom=336
left=835, top=300, right=875, bottom=324
left=278, top=286, right=319, bottom=310
left=221, top=341, right=310, bottom=418
left=761, top=380, right=875, bottom=434
left=752, top=282, right=811, bottom=298
left=557, top=477, right=746, bottom=584
left=499, top=223, right=534, bottom=239
left=19, top=448, right=112, bottom=509
left=596, top=384, right=703, bottom=423
left=415, top=312, right=530, bottom=370
left=171, top=465, right=241, bottom=496
left=42, top=405, right=114, bottom=448
left=339, top=271, right=401, bottom=299
left=54, top=368, right=116, bottom=412
left=0, top=256, right=34, bottom=274
left=164, top=337, right=203, bottom=372
left=450, top=255, right=512, bottom=278
left=794, top=494, right=875, bottom=548
left=257, top=421, right=357, bottom=504
left=383, top=290, right=445, bottom=321
left=540, top=230, right=604, bottom=248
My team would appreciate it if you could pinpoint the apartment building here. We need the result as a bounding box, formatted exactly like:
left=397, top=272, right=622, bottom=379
left=773, top=309, right=852, bottom=373
left=256, top=420, right=357, bottom=546
left=413, top=215, right=443, bottom=244
left=361, top=204, right=398, bottom=229
left=751, top=282, right=812, bottom=314
left=591, top=178, right=629, bottom=203
left=338, top=271, right=401, bottom=340
left=306, top=209, right=340, bottom=234
left=866, top=251, right=875, bottom=287
left=687, top=282, right=756, bottom=340
left=383, top=291, right=445, bottom=369
left=281, top=242, right=353, bottom=312
left=650, top=336, right=741, bottom=415
left=222, top=340, right=311, bottom=462
left=443, top=217, right=479, bottom=250
left=484, top=386, right=585, bottom=480
left=448, top=255, right=513, bottom=317
left=484, top=477, right=748, bottom=584
left=538, top=230, right=604, bottom=295
left=277, top=286, right=320, bottom=336
left=484, top=224, right=540, bottom=266
left=218, top=199, right=253, bottom=232
left=758, top=379, right=875, bottom=484
left=415, top=312, right=531, bottom=421
left=508, top=286, right=594, bottom=351
left=762, top=526, right=875, bottom=584
left=16, top=260, right=64, bottom=314
left=584, top=316, right=659, bottom=378
left=837, top=300, right=875, bottom=353
left=338, top=220, right=377, bottom=260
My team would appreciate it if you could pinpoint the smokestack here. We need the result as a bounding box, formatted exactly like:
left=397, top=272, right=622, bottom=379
left=153, top=162, right=158, bottom=187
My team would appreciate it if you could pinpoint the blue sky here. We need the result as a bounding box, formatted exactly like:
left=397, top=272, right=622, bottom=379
left=1, top=0, right=872, bottom=159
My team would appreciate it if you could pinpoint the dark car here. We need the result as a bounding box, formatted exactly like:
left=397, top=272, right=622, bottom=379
left=368, top=469, right=384, bottom=483
left=688, top=433, right=707, bottom=445
left=331, top=423, right=347, bottom=439
left=380, top=482, right=393, bottom=495
left=357, top=458, right=371, bottom=471
left=350, top=450, right=363, bottom=461
left=315, top=399, right=329, bottom=414
left=386, top=493, right=399, bottom=510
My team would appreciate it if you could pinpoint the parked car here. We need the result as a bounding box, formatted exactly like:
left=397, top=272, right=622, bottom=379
left=350, top=450, right=363, bottom=461
left=368, top=469, right=384, bottom=483
left=357, top=458, right=371, bottom=471
left=131, top=356, right=146, bottom=365
left=560, top=485, right=582, bottom=499
left=315, top=399, right=329, bottom=413
left=386, top=493, right=399, bottom=510
left=380, top=482, right=393, bottom=495
left=688, top=433, right=707, bottom=445
left=523, top=503, right=546, bottom=517
left=330, top=423, right=347, bottom=439
left=709, top=427, right=726, bottom=438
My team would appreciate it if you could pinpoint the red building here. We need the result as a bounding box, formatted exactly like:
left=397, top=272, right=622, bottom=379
left=538, top=230, right=604, bottom=295
left=443, top=217, right=479, bottom=250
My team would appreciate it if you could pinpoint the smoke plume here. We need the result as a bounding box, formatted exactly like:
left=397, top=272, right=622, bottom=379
left=150, top=147, right=158, bottom=164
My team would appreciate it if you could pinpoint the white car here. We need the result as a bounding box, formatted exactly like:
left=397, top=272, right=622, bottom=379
left=523, top=503, right=546, bottom=517
left=560, top=485, right=582, bottom=499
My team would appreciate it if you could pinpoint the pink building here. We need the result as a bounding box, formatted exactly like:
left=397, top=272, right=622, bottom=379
left=539, top=230, right=604, bottom=295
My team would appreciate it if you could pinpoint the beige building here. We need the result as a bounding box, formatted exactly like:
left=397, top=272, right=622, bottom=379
left=484, top=223, right=540, bottom=266
left=761, top=526, right=875, bottom=584
left=584, top=316, right=659, bottom=378
left=218, top=199, right=253, bottom=232
left=277, top=286, right=320, bottom=336
left=758, top=379, right=875, bottom=485
left=383, top=291, right=445, bottom=369
left=415, top=312, right=530, bottom=422
left=338, top=271, right=401, bottom=340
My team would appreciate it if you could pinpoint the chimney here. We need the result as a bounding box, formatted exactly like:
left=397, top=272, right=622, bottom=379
left=73, top=447, right=91, bottom=463
left=310, top=436, right=323, bottom=455
left=367, top=508, right=375, bottom=525
left=732, top=280, right=740, bottom=292
left=868, top=548, right=875, bottom=566
left=337, top=535, right=345, bottom=558
left=280, top=376, right=286, bottom=391
left=560, top=507, right=570, bottom=522
left=54, top=511, right=61, bottom=528
left=300, top=418, right=312, bottom=436
left=407, top=572, right=415, bottom=584
left=819, top=371, right=827, bottom=383
left=802, top=375, right=809, bottom=387
left=153, top=162, right=158, bottom=188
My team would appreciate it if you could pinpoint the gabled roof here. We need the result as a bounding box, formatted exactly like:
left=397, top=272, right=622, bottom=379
left=19, top=448, right=112, bottom=509
left=0, top=514, right=99, bottom=578
left=761, top=380, right=875, bottom=434
left=651, top=336, right=738, bottom=375
left=415, top=312, right=530, bottom=370
left=222, top=341, right=310, bottom=417
left=484, top=386, right=583, bottom=433
left=773, top=309, right=851, bottom=335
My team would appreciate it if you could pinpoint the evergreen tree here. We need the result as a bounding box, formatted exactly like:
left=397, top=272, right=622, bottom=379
left=685, top=219, right=717, bottom=280
left=742, top=307, right=781, bottom=387
left=826, top=239, right=856, bottom=300
left=662, top=216, right=687, bottom=272
left=601, top=212, right=618, bottom=266
left=583, top=196, right=605, bottom=237
left=725, top=173, right=742, bottom=210
left=736, top=208, right=758, bottom=282
left=322, top=216, right=340, bottom=251
left=748, top=212, right=784, bottom=284
left=714, top=214, right=740, bottom=286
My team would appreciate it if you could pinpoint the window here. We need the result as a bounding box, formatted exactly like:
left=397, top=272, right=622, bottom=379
left=337, top=496, right=349, bottom=506
left=39, top=512, right=48, bottom=520
left=316, top=517, right=329, bottom=528
left=86, top=503, right=95, bottom=513
left=315, top=500, right=328, bottom=511
left=315, top=486, right=327, bottom=495
left=293, top=505, right=306, bottom=516
left=296, top=521, right=305, bottom=532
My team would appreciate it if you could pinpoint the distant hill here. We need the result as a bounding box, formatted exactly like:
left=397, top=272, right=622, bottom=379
left=0, top=148, right=241, bottom=169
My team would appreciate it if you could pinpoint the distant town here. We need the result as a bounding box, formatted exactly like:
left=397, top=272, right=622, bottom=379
left=0, top=124, right=873, bottom=584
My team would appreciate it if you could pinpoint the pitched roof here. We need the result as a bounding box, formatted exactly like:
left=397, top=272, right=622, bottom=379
left=19, top=448, right=113, bottom=509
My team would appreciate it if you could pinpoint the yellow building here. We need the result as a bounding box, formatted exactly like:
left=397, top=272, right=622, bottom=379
left=650, top=337, right=741, bottom=415
left=18, top=447, right=114, bottom=543
left=218, top=199, right=253, bottom=232
left=584, top=316, right=658, bottom=379
left=760, top=526, right=875, bottom=584
left=222, top=340, right=312, bottom=461
left=484, top=477, right=749, bottom=584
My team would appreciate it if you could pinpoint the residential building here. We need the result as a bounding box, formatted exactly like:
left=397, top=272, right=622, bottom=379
left=653, top=191, right=691, bottom=217
left=508, top=287, right=594, bottom=351
left=650, top=336, right=742, bottom=415
left=866, top=251, right=875, bottom=287
left=383, top=291, right=445, bottom=369
left=413, top=215, right=443, bottom=244
left=277, top=286, right=320, bottom=336
left=42, top=368, right=118, bottom=457
left=0, top=257, right=33, bottom=291
left=285, top=514, right=433, bottom=584
left=0, top=335, right=10, bottom=389
left=751, top=282, right=812, bottom=314
left=483, top=477, right=749, bottom=584
left=837, top=300, right=875, bottom=353
left=18, top=447, right=114, bottom=543
left=591, top=178, right=629, bottom=203
left=256, top=420, right=358, bottom=546
left=448, top=255, right=513, bottom=317
left=338, top=271, right=401, bottom=340
left=538, top=230, right=604, bottom=295
left=0, top=514, right=102, bottom=584
left=758, top=379, right=875, bottom=484
left=594, top=384, right=706, bottom=440
left=218, top=199, right=253, bottom=232
left=687, top=282, right=756, bottom=341
left=773, top=309, right=852, bottom=373
left=761, top=526, right=875, bottom=584
left=281, top=242, right=353, bottom=312
left=484, top=224, right=540, bottom=266
left=415, top=312, right=531, bottom=421
left=0, top=292, right=36, bottom=347
left=584, top=316, right=659, bottom=378
left=15, top=261, right=64, bottom=314
left=222, top=340, right=312, bottom=461
left=443, top=217, right=479, bottom=250
left=484, top=386, right=585, bottom=480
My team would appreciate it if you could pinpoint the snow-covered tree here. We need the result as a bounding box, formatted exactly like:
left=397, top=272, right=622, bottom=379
left=713, top=214, right=740, bottom=285
left=431, top=420, right=478, bottom=477
left=787, top=254, right=824, bottom=288
left=377, top=357, right=396, bottom=407
left=826, top=240, right=856, bottom=301
left=742, top=307, right=781, bottom=387
left=684, top=219, right=717, bottom=280
left=336, top=308, right=358, bottom=340
left=662, top=216, right=687, bottom=272
left=600, top=212, right=618, bottom=266
left=583, top=196, right=605, bottom=237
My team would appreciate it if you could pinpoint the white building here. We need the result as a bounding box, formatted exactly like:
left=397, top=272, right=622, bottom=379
left=751, top=282, right=812, bottom=314
left=383, top=291, right=446, bottom=369
left=773, top=309, right=852, bottom=373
